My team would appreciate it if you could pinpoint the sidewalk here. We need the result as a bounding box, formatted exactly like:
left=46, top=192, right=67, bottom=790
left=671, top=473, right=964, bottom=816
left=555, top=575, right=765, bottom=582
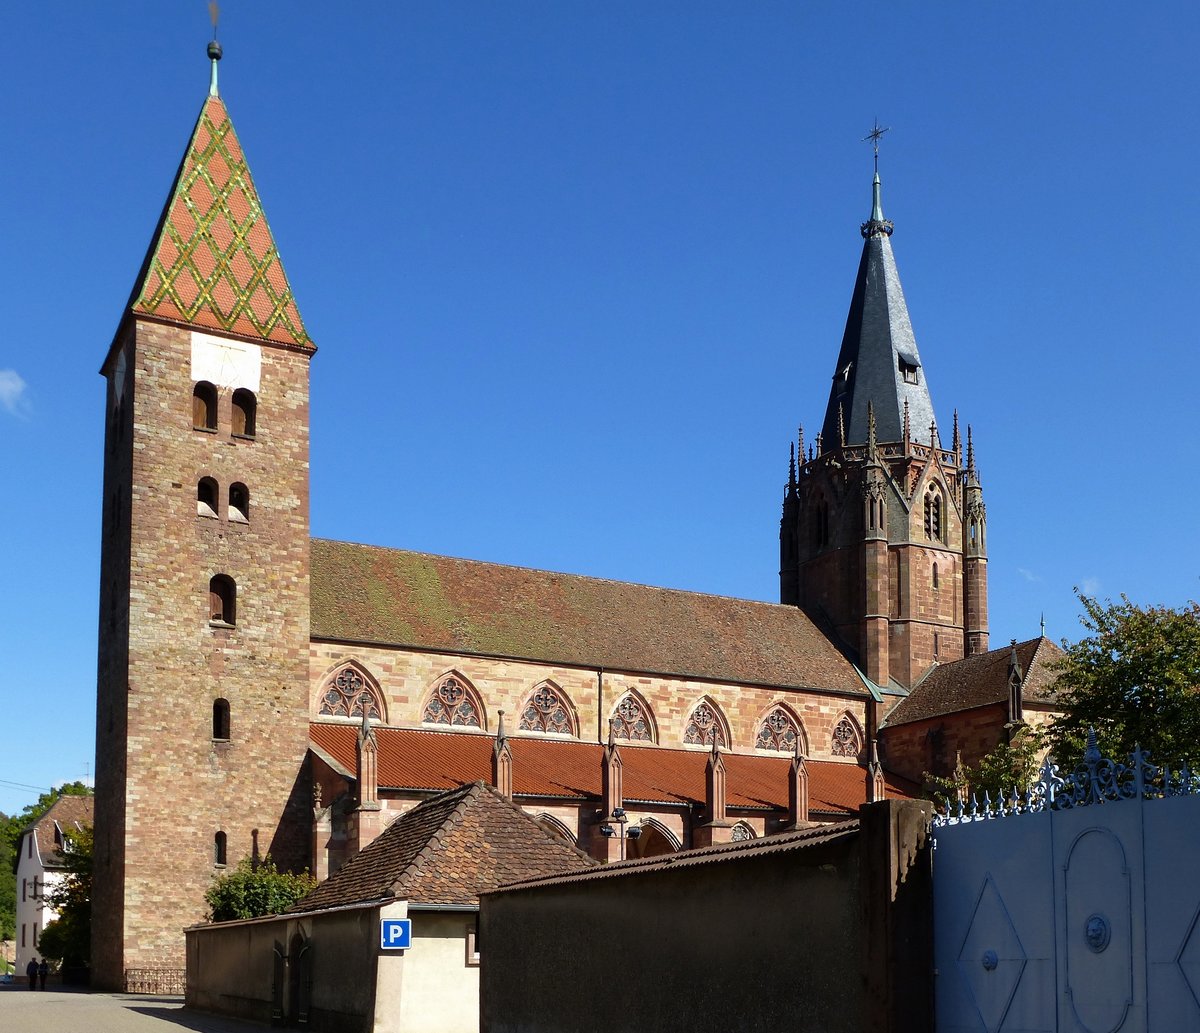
left=0, top=984, right=268, bottom=1032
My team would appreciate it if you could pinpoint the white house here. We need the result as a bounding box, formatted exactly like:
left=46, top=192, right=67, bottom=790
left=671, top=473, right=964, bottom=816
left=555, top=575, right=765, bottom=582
left=15, top=795, right=93, bottom=980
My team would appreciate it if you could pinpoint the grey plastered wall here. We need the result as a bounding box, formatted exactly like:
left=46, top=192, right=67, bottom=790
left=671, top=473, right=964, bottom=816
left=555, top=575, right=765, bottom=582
left=480, top=799, right=932, bottom=1033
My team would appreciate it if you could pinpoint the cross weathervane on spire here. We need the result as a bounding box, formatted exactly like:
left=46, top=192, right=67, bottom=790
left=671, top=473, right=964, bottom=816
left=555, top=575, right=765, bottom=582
left=207, top=2, right=223, bottom=96
left=863, top=120, right=890, bottom=174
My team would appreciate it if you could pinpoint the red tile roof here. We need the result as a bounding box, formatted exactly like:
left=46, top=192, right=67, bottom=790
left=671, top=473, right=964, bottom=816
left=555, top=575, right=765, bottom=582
left=488, top=817, right=861, bottom=894
left=126, top=96, right=311, bottom=349
left=293, top=781, right=596, bottom=912
left=310, top=539, right=868, bottom=695
left=28, top=795, right=94, bottom=869
left=882, top=637, right=1063, bottom=728
left=310, top=723, right=913, bottom=816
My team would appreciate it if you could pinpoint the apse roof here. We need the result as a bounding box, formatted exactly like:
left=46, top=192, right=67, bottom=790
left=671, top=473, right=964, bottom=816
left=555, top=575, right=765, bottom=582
left=881, top=637, right=1063, bottom=728
left=309, top=539, right=869, bottom=696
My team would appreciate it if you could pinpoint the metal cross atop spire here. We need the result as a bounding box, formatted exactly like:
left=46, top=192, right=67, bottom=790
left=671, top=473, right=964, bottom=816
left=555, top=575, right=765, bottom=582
left=863, top=120, right=890, bottom=174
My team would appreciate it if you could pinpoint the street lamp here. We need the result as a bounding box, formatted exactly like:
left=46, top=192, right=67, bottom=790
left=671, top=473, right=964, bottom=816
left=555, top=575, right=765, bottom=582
left=599, top=807, right=642, bottom=860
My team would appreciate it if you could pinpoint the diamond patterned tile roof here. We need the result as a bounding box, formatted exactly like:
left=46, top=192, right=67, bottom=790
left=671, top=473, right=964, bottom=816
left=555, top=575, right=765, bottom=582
left=126, top=95, right=311, bottom=349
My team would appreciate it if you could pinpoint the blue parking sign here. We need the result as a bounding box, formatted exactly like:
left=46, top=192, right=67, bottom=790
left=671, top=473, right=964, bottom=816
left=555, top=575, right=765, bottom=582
left=380, top=918, right=412, bottom=950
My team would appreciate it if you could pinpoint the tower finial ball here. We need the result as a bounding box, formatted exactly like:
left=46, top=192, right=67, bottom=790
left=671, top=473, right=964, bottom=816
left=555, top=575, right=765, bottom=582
left=208, top=41, right=223, bottom=62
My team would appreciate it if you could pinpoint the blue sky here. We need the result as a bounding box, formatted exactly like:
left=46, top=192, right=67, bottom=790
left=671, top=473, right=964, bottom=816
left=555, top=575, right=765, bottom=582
left=2, top=3, right=1198, bottom=816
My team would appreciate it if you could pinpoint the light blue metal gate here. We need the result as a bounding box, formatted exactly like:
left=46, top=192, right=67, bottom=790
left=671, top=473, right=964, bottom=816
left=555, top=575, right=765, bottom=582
left=932, top=738, right=1200, bottom=1032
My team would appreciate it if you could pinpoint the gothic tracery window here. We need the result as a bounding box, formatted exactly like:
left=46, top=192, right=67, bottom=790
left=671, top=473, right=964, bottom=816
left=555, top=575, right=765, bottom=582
left=610, top=694, right=654, bottom=742
left=731, top=821, right=754, bottom=842
left=755, top=706, right=802, bottom=752
left=319, top=665, right=383, bottom=721
left=684, top=701, right=728, bottom=748
left=519, top=683, right=576, bottom=736
left=422, top=675, right=482, bottom=728
left=831, top=715, right=862, bottom=758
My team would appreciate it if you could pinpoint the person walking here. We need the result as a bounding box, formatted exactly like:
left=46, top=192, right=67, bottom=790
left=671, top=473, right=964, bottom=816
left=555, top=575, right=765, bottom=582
left=38, top=959, right=48, bottom=990
left=25, top=957, right=38, bottom=991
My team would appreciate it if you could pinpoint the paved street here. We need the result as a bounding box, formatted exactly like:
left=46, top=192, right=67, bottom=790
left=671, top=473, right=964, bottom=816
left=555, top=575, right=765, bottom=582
left=0, top=985, right=267, bottom=1032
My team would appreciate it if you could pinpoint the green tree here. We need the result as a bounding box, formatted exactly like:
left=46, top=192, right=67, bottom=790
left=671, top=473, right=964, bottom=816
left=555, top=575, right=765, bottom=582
left=38, top=823, right=93, bottom=969
left=204, top=856, right=316, bottom=922
left=1049, top=594, right=1200, bottom=769
left=927, top=725, right=1048, bottom=811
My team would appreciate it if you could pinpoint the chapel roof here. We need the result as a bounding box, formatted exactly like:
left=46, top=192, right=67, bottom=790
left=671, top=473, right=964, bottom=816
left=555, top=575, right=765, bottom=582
left=309, top=724, right=915, bottom=816
left=120, top=48, right=311, bottom=351
left=820, top=172, right=937, bottom=448
left=291, top=781, right=596, bottom=912
left=309, top=539, right=868, bottom=695
left=27, top=795, right=94, bottom=870
left=881, top=636, right=1063, bottom=728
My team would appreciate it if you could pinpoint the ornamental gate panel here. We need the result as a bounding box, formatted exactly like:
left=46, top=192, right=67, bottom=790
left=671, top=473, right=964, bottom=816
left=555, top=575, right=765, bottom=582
left=932, top=740, right=1200, bottom=1032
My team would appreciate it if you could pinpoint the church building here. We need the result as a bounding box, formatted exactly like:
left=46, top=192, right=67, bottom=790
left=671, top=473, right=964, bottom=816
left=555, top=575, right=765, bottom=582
left=92, top=43, right=1059, bottom=990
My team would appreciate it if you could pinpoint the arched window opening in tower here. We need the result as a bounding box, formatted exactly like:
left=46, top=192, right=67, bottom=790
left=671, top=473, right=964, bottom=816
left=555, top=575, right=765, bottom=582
left=209, top=574, right=237, bottom=626
left=755, top=706, right=802, bottom=752
left=814, top=496, right=830, bottom=548
left=422, top=675, right=482, bottom=728
left=319, top=665, right=384, bottom=721
left=212, top=698, right=230, bottom=741
left=610, top=694, right=654, bottom=742
left=193, top=381, right=218, bottom=431
left=924, top=491, right=942, bottom=542
left=197, top=477, right=219, bottom=518
left=684, top=701, right=728, bottom=747
left=519, top=683, right=576, bottom=736
left=231, top=388, right=256, bottom=438
left=214, top=831, right=227, bottom=867
left=831, top=715, right=863, bottom=758
left=229, top=482, right=250, bottom=523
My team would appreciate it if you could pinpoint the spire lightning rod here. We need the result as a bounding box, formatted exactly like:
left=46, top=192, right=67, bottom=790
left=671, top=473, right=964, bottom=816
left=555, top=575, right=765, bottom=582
left=863, top=119, right=890, bottom=175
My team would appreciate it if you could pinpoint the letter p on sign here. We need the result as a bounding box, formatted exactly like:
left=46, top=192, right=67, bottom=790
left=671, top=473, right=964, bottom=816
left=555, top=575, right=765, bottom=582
left=380, top=918, right=412, bottom=950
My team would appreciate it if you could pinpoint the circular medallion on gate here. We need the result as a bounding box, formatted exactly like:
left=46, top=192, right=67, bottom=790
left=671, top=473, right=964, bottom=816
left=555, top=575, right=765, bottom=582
left=981, top=949, right=998, bottom=971
left=1085, top=913, right=1111, bottom=953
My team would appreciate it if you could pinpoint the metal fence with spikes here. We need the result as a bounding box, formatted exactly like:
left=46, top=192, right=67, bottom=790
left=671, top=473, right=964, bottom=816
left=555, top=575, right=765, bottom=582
left=932, top=727, right=1200, bottom=827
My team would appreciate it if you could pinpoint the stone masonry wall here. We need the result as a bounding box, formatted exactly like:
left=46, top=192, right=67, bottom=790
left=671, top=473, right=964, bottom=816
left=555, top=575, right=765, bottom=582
left=94, top=318, right=313, bottom=985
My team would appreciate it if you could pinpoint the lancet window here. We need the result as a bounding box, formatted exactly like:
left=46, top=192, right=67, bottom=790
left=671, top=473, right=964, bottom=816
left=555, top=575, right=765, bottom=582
left=923, top=489, right=943, bottom=542
left=684, top=701, right=728, bottom=748
left=831, top=715, right=863, bottom=758
left=422, top=675, right=483, bottom=728
left=755, top=706, right=803, bottom=753
left=519, top=683, right=576, bottom=736
left=610, top=694, right=654, bottom=742
left=319, top=665, right=384, bottom=721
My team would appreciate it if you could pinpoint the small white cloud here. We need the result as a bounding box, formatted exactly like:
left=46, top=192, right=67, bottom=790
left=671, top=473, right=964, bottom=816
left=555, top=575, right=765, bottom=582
left=0, top=369, right=28, bottom=415
left=1017, top=568, right=1041, bottom=583
left=1080, top=577, right=1101, bottom=596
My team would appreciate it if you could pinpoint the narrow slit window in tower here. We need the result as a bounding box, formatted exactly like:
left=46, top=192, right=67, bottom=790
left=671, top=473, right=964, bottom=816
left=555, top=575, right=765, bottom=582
left=214, top=831, right=227, bottom=867
left=213, top=698, right=231, bottom=741
left=932, top=562, right=939, bottom=591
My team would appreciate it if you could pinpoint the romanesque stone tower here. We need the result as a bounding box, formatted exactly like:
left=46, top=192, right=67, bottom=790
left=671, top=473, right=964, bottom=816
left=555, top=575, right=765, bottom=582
left=93, top=43, right=314, bottom=988
left=780, top=170, right=988, bottom=692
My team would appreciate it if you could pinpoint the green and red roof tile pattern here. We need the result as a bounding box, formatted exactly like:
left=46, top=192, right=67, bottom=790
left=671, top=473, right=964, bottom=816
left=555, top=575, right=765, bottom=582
left=129, top=96, right=311, bottom=349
